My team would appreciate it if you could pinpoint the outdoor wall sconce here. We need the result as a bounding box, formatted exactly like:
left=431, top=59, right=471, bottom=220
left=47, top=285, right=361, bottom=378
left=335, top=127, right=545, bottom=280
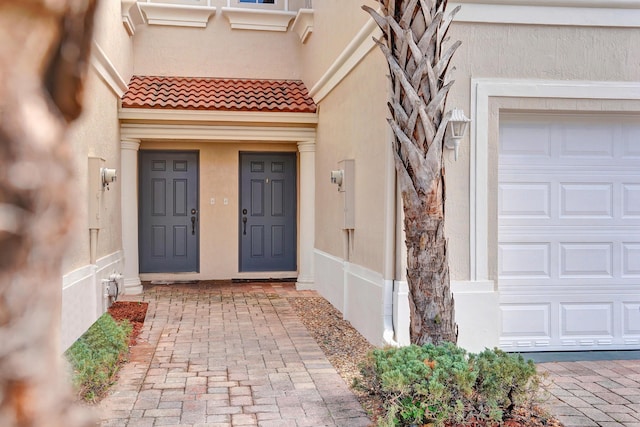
left=444, top=108, right=471, bottom=161
left=101, top=167, right=117, bottom=190
left=330, top=169, right=344, bottom=189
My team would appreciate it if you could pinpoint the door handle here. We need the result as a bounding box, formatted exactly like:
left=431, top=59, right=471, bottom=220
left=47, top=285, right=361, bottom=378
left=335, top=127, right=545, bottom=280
left=242, top=216, right=247, bottom=235
left=191, top=216, right=196, bottom=235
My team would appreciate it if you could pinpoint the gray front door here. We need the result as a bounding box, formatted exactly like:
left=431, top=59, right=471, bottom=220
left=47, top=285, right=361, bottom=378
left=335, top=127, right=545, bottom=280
left=139, top=151, right=199, bottom=273
left=239, top=152, right=297, bottom=272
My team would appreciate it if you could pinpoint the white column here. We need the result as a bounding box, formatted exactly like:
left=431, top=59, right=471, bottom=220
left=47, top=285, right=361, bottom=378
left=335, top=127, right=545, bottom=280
left=120, top=138, right=143, bottom=295
left=296, top=140, right=315, bottom=290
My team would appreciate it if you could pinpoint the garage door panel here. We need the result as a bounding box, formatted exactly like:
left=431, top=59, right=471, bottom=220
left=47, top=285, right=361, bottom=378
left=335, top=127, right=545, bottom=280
left=500, top=237, right=637, bottom=283
left=623, top=125, right=640, bottom=157
left=500, top=304, right=551, bottom=338
left=560, top=183, right=613, bottom=218
left=560, top=303, right=613, bottom=337
left=623, top=244, right=640, bottom=277
left=499, top=183, right=551, bottom=218
left=500, top=177, right=638, bottom=222
left=623, top=184, right=640, bottom=217
left=499, top=116, right=640, bottom=351
left=499, top=243, right=550, bottom=278
left=500, top=123, right=552, bottom=157
left=623, top=303, right=640, bottom=336
left=560, top=124, right=615, bottom=158
left=559, top=243, right=613, bottom=278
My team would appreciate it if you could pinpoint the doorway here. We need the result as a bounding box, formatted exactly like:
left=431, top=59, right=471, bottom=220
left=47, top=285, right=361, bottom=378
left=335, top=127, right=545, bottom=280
left=139, top=150, right=199, bottom=273
left=239, top=152, right=297, bottom=272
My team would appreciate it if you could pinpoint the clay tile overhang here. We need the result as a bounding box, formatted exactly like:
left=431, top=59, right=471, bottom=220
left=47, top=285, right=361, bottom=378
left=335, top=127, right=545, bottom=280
left=121, top=76, right=317, bottom=114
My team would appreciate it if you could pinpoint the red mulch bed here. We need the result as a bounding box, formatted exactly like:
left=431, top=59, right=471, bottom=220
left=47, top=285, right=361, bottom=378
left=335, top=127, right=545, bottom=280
left=107, top=301, right=148, bottom=345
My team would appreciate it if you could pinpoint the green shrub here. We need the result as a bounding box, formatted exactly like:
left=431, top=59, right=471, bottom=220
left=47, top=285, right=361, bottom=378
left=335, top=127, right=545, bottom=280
left=358, top=343, right=540, bottom=426
left=65, top=313, right=132, bottom=402
left=470, top=348, right=537, bottom=419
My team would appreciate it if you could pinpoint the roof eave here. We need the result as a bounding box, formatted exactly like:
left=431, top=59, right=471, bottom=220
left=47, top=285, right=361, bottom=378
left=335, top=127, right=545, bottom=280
left=118, top=107, right=319, bottom=127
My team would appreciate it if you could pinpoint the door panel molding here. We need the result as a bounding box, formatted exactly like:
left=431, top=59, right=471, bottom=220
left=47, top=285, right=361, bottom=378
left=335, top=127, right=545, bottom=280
left=239, top=152, right=297, bottom=272
left=139, top=150, right=199, bottom=273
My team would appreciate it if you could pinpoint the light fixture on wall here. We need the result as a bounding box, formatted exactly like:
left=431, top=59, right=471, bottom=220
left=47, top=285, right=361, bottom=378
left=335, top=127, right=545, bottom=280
left=444, top=108, right=471, bottom=161
left=330, top=169, right=344, bottom=190
left=101, top=168, right=117, bottom=190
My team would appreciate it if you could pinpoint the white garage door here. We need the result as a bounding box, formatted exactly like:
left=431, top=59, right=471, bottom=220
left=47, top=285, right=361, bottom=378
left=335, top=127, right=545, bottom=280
left=498, top=114, right=640, bottom=352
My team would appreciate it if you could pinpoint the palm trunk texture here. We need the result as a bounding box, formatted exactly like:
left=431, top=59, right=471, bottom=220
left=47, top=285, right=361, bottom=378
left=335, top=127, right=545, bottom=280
left=363, top=0, right=460, bottom=345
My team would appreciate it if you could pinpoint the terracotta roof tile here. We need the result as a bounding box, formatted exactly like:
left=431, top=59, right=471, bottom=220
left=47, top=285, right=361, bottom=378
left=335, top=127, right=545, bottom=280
left=121, top=76, right=317, bottom=113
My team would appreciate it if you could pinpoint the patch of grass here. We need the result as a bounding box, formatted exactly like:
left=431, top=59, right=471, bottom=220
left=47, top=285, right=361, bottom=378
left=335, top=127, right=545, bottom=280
left=65, top=313, right=132, bottom=402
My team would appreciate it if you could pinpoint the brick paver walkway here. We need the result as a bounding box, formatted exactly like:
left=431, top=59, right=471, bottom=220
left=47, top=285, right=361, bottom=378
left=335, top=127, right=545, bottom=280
left=99, top=281, right=640, bottom=427
left=98, top=282, right=371, bottom=427
left=538, top=360, right=640, bottom=427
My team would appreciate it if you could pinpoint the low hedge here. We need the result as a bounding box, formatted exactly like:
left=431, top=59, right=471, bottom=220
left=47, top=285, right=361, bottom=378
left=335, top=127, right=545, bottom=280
left=358, top=342, right=541, bottom=426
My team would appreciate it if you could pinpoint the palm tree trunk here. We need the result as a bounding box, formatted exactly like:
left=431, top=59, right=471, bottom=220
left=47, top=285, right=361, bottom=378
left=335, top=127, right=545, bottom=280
left=363, top=0, right=460, bottom=344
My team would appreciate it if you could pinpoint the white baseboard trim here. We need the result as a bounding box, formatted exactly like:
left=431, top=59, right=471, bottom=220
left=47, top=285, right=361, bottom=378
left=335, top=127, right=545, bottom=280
left=61, top=251, right=124, bottom=351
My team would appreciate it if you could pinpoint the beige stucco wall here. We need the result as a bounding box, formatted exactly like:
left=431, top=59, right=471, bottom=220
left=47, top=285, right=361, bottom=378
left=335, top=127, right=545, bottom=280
left=62, top=3, right=134, bottom=273
left=314, top=50, right=390, bottom=272
left=132, top=0, right=303, bottom=79
left=94, top=0, right=135, bottom=79
left=443, top=22, right=640, bottom=282
left=299, top=0, right=378, bottom=89
left=139, top=141, right=298, bottom=279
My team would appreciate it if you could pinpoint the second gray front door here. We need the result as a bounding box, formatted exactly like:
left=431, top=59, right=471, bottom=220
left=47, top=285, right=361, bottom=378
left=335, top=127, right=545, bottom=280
left=139, top=150, right=199, bottom=273
left=239, top=152, right=297, bottom=272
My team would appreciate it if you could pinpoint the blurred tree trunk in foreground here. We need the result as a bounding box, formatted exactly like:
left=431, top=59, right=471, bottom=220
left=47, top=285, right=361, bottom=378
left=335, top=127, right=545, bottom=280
left=0, top=1, right=98, bottom=426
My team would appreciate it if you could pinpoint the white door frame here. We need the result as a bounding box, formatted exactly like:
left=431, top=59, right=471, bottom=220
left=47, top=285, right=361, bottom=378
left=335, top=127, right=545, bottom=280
left=119, top=109, right=318, bottom=294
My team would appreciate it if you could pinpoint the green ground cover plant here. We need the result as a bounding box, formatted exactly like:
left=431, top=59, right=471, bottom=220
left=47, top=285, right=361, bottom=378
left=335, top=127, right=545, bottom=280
left=64, top=313, right=132, bottom=402
left=358, top=343, right=542, bottom=426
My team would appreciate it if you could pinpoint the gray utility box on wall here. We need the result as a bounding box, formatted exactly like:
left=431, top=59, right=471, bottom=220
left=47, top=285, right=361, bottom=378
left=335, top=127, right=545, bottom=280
left=338, top=159, right=355, bottom=230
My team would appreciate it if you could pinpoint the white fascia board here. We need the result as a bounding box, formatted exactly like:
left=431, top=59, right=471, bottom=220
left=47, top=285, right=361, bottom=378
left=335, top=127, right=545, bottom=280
left=221, top=7, right=296, bottom=31
left=120, top=123, right=317, bottom=142
left=449, top=1, right=640, bottom=27
left=119, top=108, right=318, bottom=126
left=310, top=15, right=382, bottom=103
left=139, top=3, right=216, bottom=28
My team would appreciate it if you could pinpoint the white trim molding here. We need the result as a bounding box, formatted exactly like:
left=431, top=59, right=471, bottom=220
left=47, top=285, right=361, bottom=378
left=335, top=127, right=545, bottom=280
left=449, top=1, right=640, bottom=27
left=139, top=2, right=216, bottom=28
left=121, top=0, right=146, bottom=36
left=309, top=16, right=382, bottom=103
left=120, top=109, right=317, bottom=290
left=61, top=251, right=124, bottom=351
left=296, top=140, right=316, bottom=290
left=221, top=7, right=296, bottom=31
left=120, top=107, right=318, bottom=142
left=291, top=8, right=313, bottom=43
left=451, top=280, right=500, bottom=352
left=469, top=78, right=640, bottom=283
left=119, top=108, right=318, bottom=126
left=91, top=42, right=128, bottom=97
left=120, top=138, right=142, bottom=295
left=121, top=123, right=316, bottom=142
